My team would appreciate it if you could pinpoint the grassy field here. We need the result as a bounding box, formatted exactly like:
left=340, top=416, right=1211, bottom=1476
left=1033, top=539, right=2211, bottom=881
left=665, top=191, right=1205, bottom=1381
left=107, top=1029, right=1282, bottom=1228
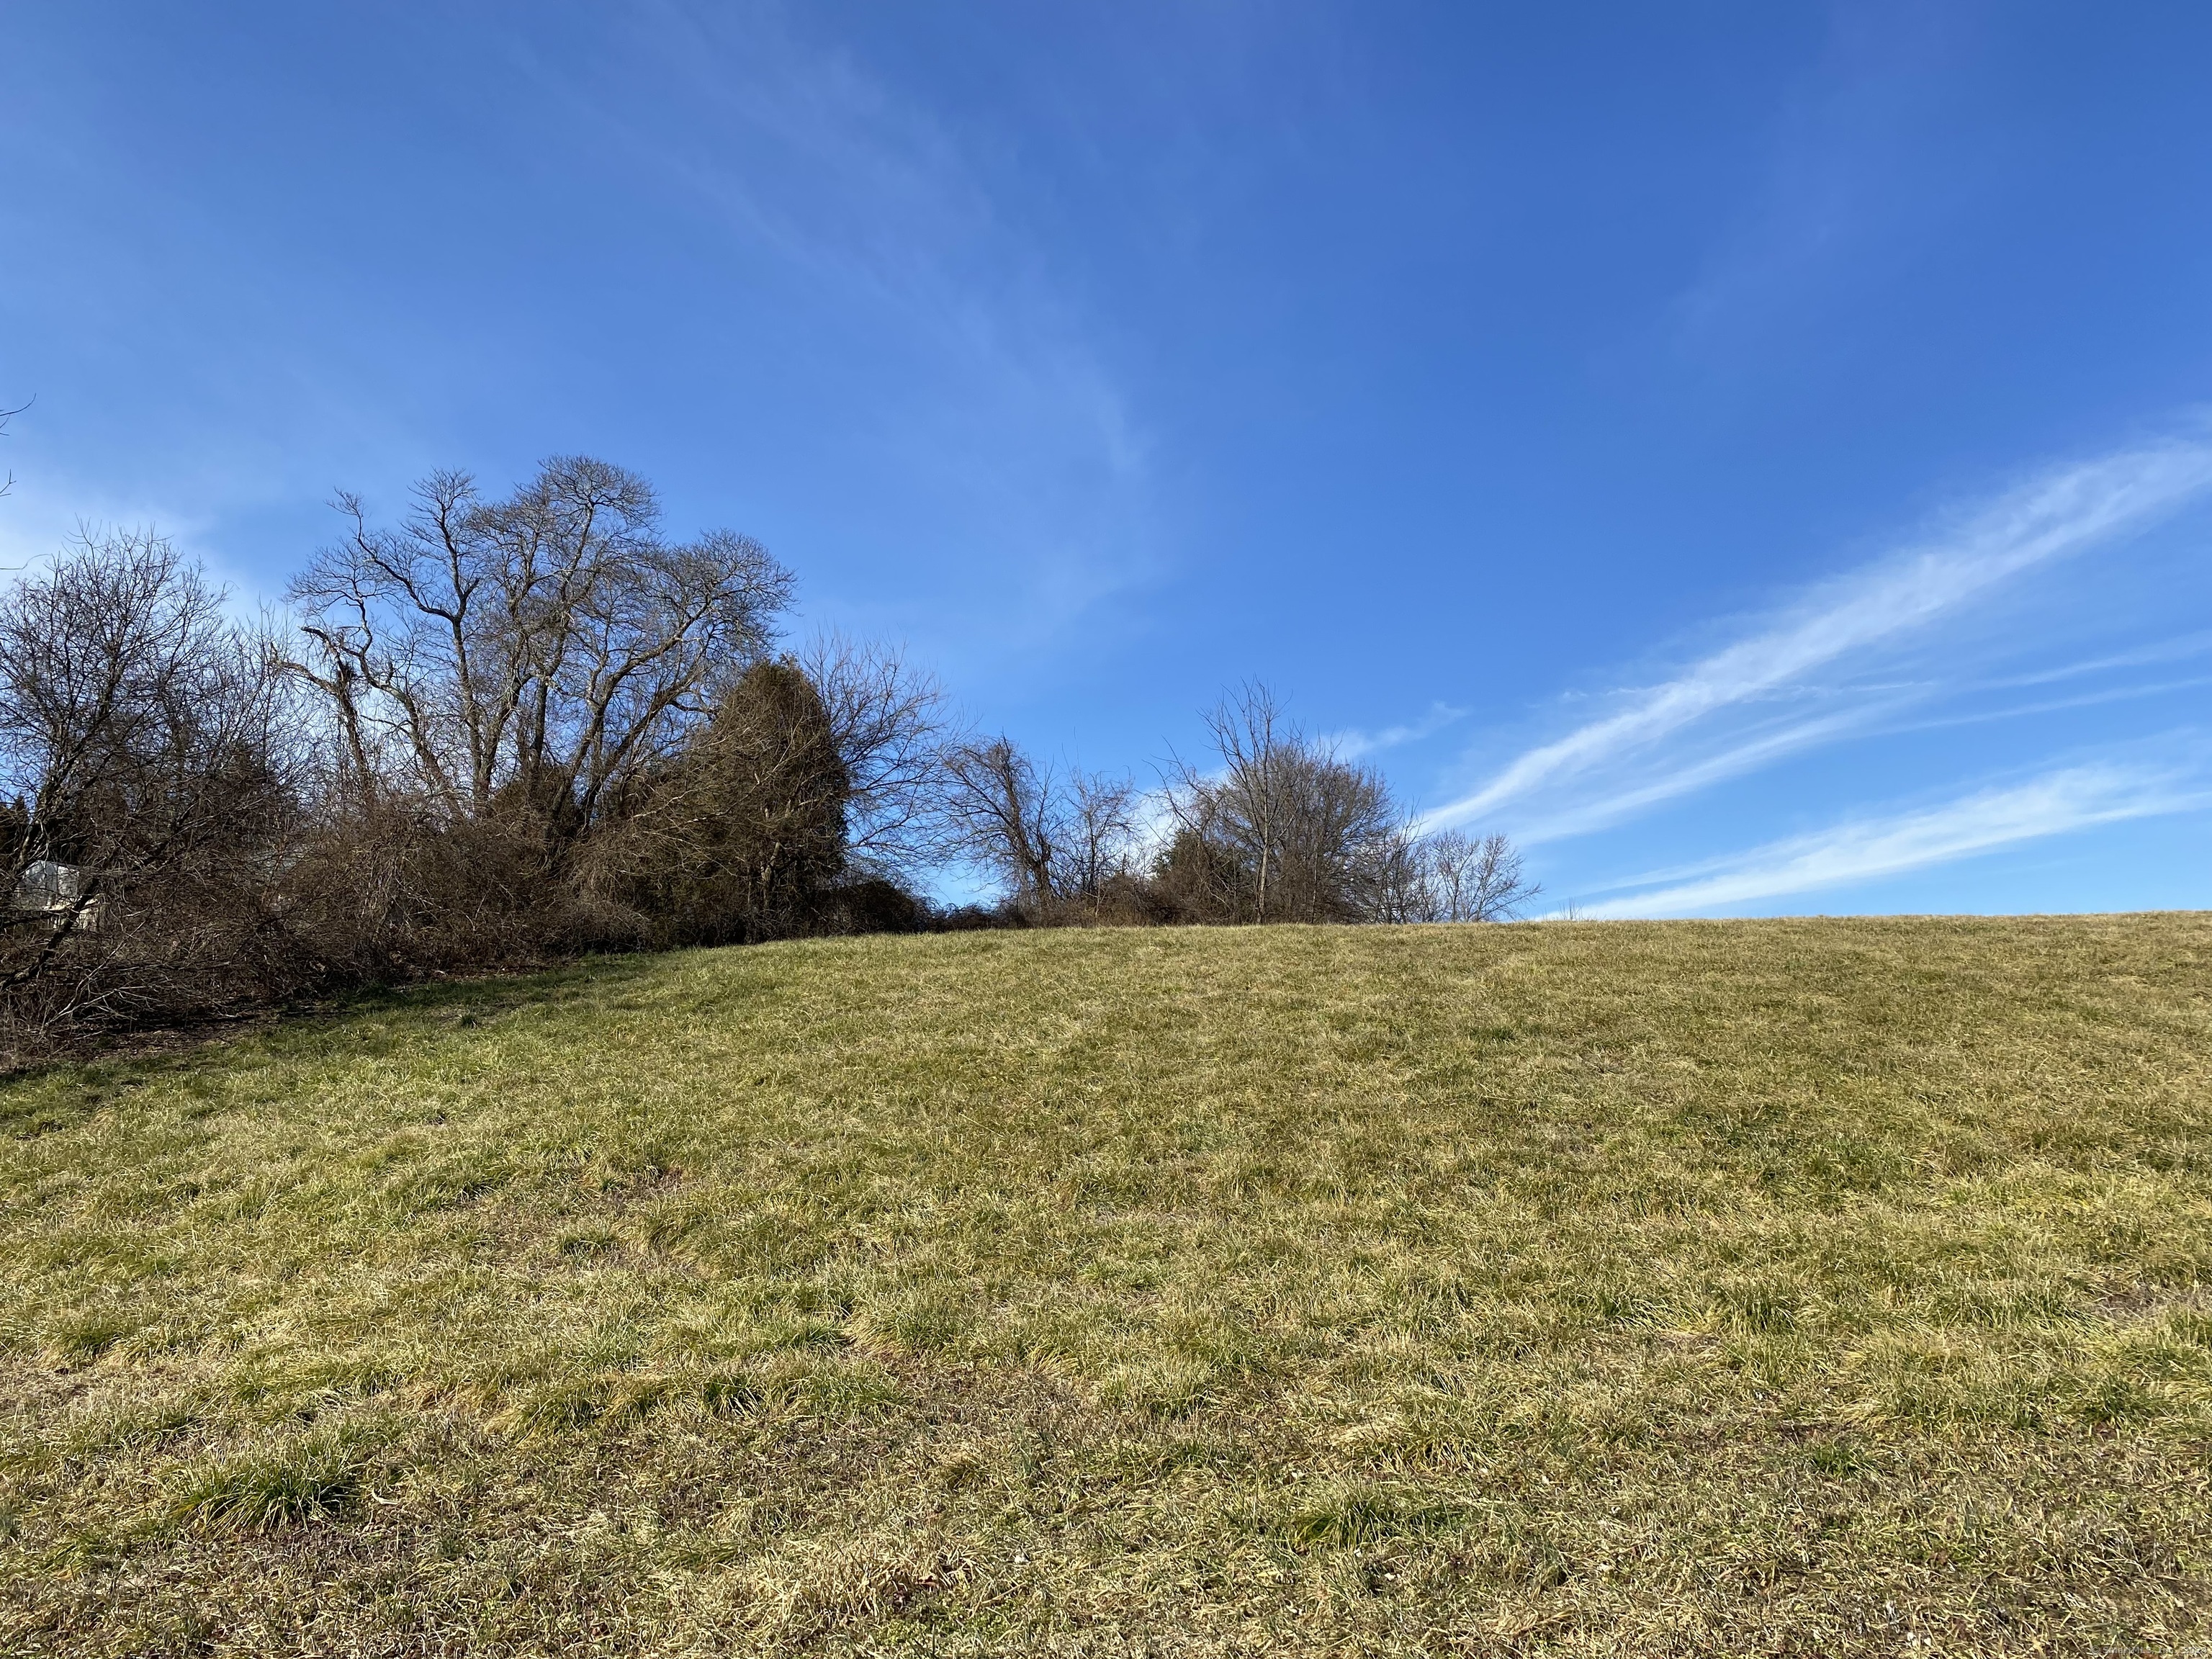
left=1, top=917, right=2208, bottom=1655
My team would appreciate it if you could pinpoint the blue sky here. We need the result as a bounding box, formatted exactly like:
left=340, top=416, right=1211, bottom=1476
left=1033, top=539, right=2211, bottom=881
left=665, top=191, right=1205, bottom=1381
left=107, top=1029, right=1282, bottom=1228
left=4, top=1, right=2211, bottom=914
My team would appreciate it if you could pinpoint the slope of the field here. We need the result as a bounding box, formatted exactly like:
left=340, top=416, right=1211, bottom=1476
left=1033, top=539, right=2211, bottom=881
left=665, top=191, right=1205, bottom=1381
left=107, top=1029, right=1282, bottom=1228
left=1, top=917, right=2209, bottom=1656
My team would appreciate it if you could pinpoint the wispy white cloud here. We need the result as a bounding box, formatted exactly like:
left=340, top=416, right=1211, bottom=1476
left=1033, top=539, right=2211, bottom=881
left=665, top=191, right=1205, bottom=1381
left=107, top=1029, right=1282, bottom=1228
left=1496, top=702, right=1897, bottom=843
left=0, top=467, right=267, bottom=606
left=1326, top=702, right=1467, bottom=760
left=512, top=4, right=1154, bottom=658
left=1578, top=753, right=2210, bottom=918
left=1884, top=675, right=2212, bottom=738
left=1426, top=434, right=2212, bottom=834
left=1979, top=629, right=2212, bottom=691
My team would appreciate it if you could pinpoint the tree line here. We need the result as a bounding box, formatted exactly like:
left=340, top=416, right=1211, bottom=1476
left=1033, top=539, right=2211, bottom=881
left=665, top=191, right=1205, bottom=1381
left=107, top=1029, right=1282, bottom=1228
left=941, top=686, right=1533, bottom=927
left=0, top=456, right=1532, bottom=1053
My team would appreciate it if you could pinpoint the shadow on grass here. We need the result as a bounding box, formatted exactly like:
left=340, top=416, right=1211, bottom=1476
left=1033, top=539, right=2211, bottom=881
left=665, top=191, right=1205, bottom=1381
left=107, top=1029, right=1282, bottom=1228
left=0, top=952, right=675, bottom=1139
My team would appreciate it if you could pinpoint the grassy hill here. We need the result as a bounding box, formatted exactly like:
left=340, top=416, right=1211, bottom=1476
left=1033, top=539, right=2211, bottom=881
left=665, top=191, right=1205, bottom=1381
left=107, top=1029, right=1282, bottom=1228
left=2, top=917, right=2208, bottom=1655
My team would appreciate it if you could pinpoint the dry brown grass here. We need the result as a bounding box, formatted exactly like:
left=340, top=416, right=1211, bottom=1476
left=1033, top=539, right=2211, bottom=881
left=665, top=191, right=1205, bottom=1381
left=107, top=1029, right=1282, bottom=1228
left=1, top=914, right=2208, bottom=1655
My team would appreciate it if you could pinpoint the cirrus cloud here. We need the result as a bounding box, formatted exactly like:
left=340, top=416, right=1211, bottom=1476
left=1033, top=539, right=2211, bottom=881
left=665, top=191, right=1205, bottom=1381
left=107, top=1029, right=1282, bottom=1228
left=1425, top=433, right=2212, bottom=837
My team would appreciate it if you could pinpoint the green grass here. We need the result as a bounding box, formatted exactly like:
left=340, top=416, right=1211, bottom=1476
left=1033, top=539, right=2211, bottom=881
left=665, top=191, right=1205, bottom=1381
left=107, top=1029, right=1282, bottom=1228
left=1, top=916, right=2208, bottom=1655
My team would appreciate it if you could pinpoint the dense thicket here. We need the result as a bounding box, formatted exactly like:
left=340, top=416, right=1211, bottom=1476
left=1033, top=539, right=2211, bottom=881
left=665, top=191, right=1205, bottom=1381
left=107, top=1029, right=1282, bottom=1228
left=0, top=462, right=943, bottom=1053
left=0, top=457, right=1529, bottom=1056
left=0, top=533, right=306, bottom=1035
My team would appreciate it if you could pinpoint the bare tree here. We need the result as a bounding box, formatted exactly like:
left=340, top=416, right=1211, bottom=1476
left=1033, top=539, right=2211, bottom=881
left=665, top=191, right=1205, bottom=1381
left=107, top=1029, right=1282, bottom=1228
left=1179, top=683, right=1289, bottom=920
left=797, top=633, right=948, bottom=882
left=0, top=397, right=24, bottom=500
left=1355, top=824, right=1434, bottom=925
left=1062, top=770, right=1140, bottom=915
left=1163, top=683, right=1401, bottom=924
left=1365, top=827, right=1539, bottom=924
left=1420, top=828, right=1539, bottom=922
left=286, top=457, right=792, bottom=842
left=0, top=531, right=302, bottom=1035
left=942, top=737, right=1060, bottom=918
left=938, top=728, right=1146, bottom=922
